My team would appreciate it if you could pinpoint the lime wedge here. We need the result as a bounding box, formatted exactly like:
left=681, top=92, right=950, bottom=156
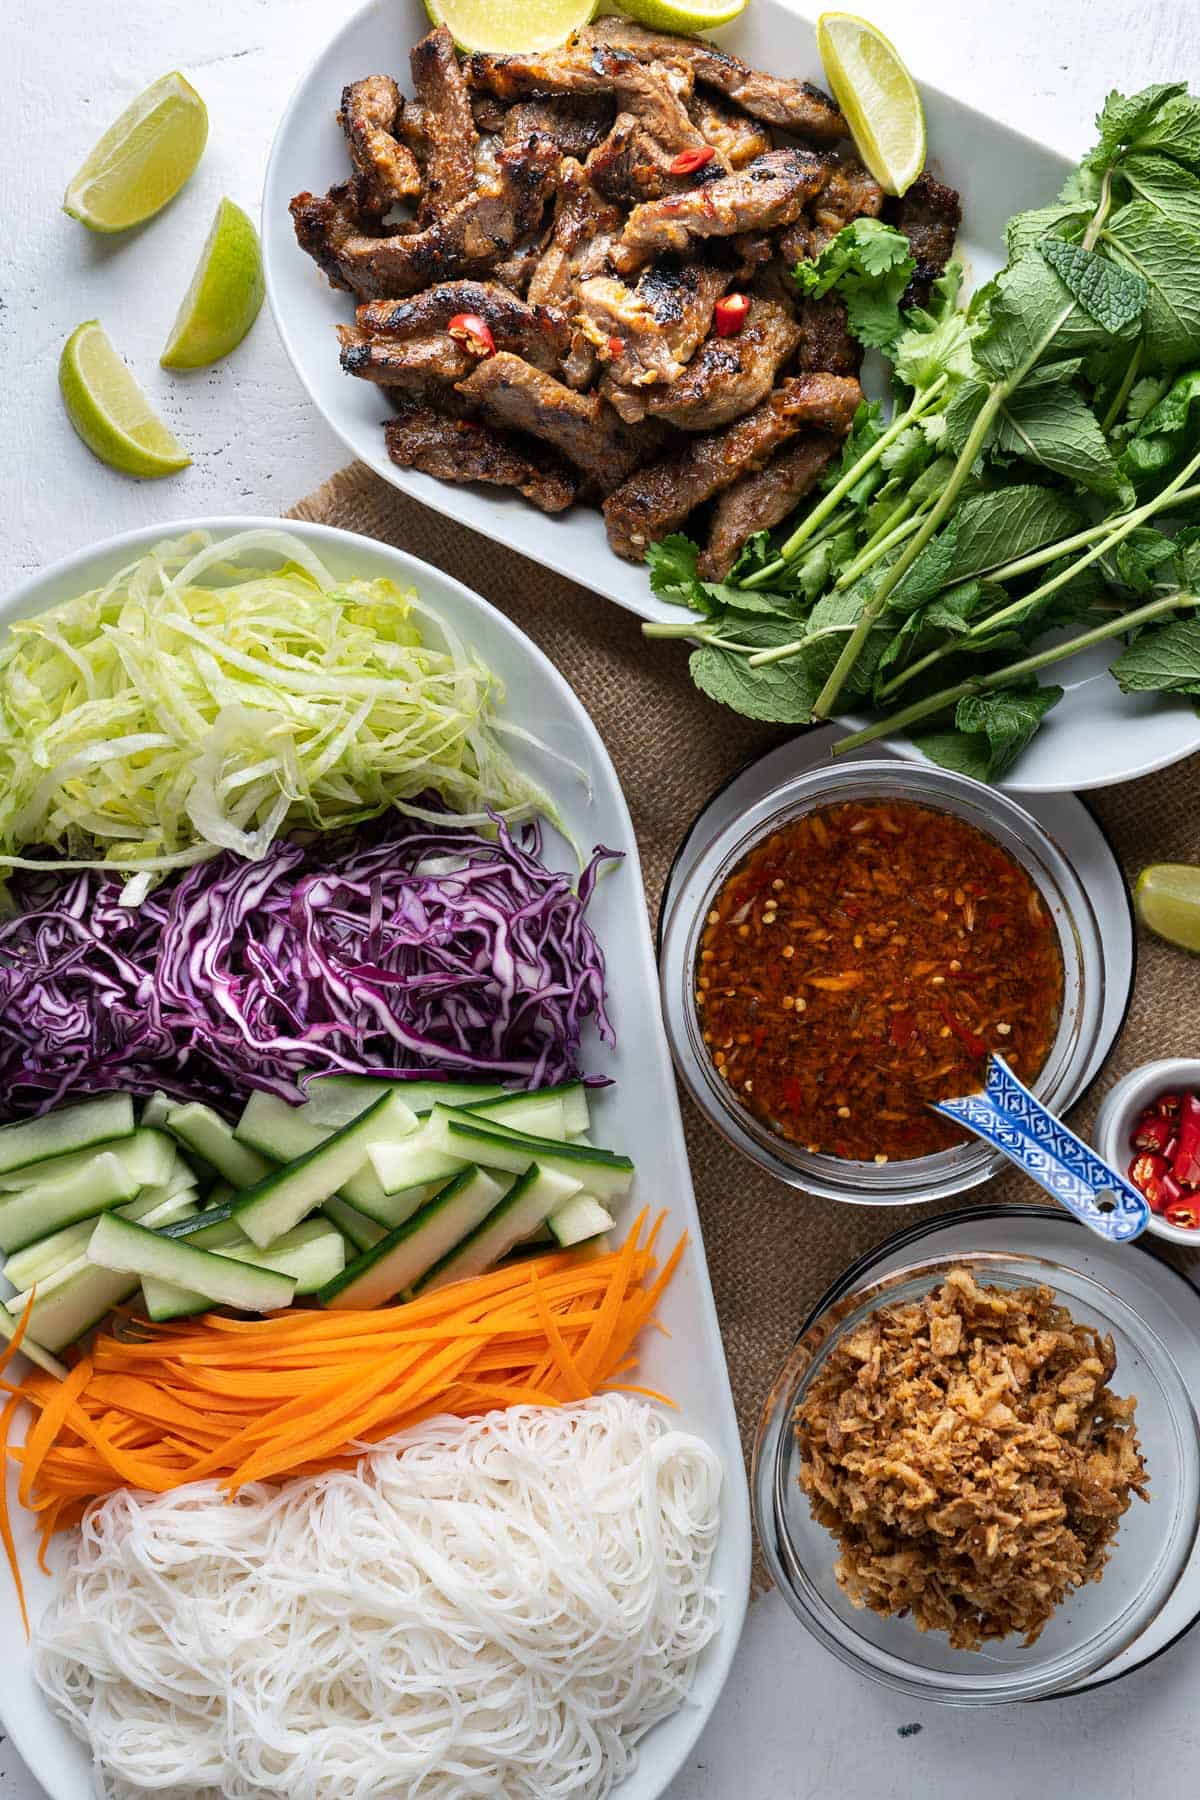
left=423, top=0, right=599, bottom=52
left=60, top=322, right=190, bottom=479
left=161, top=199, right=265, bottom=370
left=816, top=13, right=925, bottom=197
left=618, top=0, right=747, bottom=26
left=1136, top=864, right=1200, bottom=953
left=64, top=72, right=208, bottom=233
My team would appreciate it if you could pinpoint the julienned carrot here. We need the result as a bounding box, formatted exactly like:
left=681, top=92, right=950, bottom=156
left=0, top=1212, right=684, bottom=1627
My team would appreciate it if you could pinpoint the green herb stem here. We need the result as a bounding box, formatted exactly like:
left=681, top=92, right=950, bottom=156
left=876, top=456, right=1200, bottom=700
left=832, top=589, right=1198, bottom=757
left=739, top=375, right=949, bottom=591
left=1100, top=340, right=1144, bottom=433
left=834, top=503, right=928, bottom=590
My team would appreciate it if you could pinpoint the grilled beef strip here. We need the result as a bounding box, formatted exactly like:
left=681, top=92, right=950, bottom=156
left=780, top=154, right=885, bottom=263
left=467, top=43, right=717, bottom=159
left=602, top=370, right=861, bottom=559
left=584, top=113, right=725, bottom=208
left=793, top=293, right=862, bottom=375
left=527, top=158, right=622, bottom=305
left=699, top=430, right=842, bottom=578
left=411, top=25, right=479, bottom=223
left=618, top=148, right=829, bottom=262
left=384, top=398, right=578, bottom=512
left=502, top=94, right=614, bottom=158
left=579, top=257, right=731, bottom=400
left=290, top=183, right=374, bottom=293
left=292, top=138, right=560, bottom=299
left=472, top=93, right=509, bottom=134
left=337, top=326, right=475, bottom=387
left=455, top=352, right=653, bottom=492
left=356, top=281, right=568, bottom=371
left=634, top=297, right=803, bottom=430
left=585, top=20, right=846, bottom=140
left=889, top=171, right=962, bottom=302
left=686, top=91, right=774, bottom=167
left=338, top=77, right=422, bottom=215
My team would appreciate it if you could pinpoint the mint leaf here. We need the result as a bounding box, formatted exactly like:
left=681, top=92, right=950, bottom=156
left=1112, top=614, right=1200, bottom=692
left=947, top=486, right=1084, bottom=580
left=1115, top=527, right=1180, bottom=593
left=993, top=381, right=1121, bottom=493
left=953, top=685, right=1064, bottom=777
left=1006, top=203, right=1088, bottom=262
left=1131, top=95, right=1200, bottom=172
left=689, top=641, right=817, bottom=723
left=1093, top=84, right=1189, bottom=157
left=886, top=528, right=961, bottom=616
left=1122, top=368, right=1200, bottom=479
left=912, top=729, right=995, bottom=780
left=1120, top=155, right=1200, bottom=235
left=1106, top=204, right=1200, bottom=366
left=973, top=254, right=1125, bottom=384
left=1039, top=238, right=1148, bottom=334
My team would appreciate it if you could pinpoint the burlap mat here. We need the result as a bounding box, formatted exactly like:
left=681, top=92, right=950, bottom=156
left=291, top=462, right=1200, bottom=1479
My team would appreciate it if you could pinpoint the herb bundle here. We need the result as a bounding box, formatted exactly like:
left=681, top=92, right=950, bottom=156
left=644, top=84, right=1200, bottom=778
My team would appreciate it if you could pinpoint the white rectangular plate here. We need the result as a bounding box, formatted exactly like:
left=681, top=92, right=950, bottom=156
left=262, top=2, right=1200, bottom=795
left=0, top=517, right=751, bottom=1800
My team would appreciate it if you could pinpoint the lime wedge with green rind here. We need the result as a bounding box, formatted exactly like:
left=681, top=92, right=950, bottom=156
left=161, top=199, right=265, bottom=370
left=817, top=12, right=925, bottom=198
left=617, top=0, right=746, bottom=26
left=63, top=72, right=208, bottom=233
left=60, top=322, right=190, bottom=479
left=1136, top=864, right=1200, bottom=953
left=423, top=0, right=599, bottom=52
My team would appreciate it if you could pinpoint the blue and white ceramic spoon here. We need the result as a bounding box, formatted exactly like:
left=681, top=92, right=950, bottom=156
left=934, top=1055, right=1150, bottom=1243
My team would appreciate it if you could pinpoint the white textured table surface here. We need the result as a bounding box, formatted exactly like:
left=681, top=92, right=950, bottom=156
left=4, top=2, right=1200, bottom=1795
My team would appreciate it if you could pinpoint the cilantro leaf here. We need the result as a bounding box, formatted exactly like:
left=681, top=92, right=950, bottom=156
left=646, top=534, right=709, bottom=612
left=792, top=219, right=916, bottom=352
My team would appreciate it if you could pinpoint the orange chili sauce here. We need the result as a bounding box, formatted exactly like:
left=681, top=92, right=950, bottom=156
left=695, top=798, right=1065, bottom=1162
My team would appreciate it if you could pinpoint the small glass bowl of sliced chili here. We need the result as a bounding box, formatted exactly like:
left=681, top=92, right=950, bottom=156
left=659, top=760, right=1107, bottom=1207
left=1094, top=1058, right=1200, bottom=1246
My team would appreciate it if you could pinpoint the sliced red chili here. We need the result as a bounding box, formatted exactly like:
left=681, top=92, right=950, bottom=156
left=447, top=313, right=496, bottom=357
left=714, top=293, right=751, bottom=338
left=1129, top=1152, right=1171, bottom=1210
left=1155, top=1091, right=1183, bottom=1117
left=607, top=336, right=623, bottom=359
left=1171, top=1093, right=1200, bottom=1186
left=1164, top=1195, right=1200, bottom=1230
left=669, top=145, right=716, bottom=175
left=1130, top=1111, right=1173, bottom=1154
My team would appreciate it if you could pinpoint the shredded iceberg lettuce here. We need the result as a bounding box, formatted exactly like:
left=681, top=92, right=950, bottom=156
left=0, top=529, right=555, bottom=878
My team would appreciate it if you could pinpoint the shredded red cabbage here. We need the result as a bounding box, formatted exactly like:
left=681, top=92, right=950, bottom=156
left=0, top=813, right=619, bottom=1116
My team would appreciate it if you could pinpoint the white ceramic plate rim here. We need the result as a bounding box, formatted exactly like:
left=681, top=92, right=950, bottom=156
left=261, top=0, right=1200, bottom=795
left=0, top=516, right=751, bottom=1800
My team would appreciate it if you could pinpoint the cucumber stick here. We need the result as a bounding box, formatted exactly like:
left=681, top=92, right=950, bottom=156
left=7, top=1190, right=203, bottom=1313
left=0, top=1305, right=70, bottom=1379
left=418, top=1165, right=583, bottom=1294
left=0, top=1094, right=134, bottom=1176
left=303, top=1075, right=507, bottom=1131
left=547, top=1193, right=614, bottom=1247
left=319, top=1167, right=508, bottom=1310
left=165, top=1103, right=274, bottom=1188
left=368, top=1097, right=570, bottom=1196
left=233, top=1091, right=418, bottom=1249
left=321, top=1194, right=388, bottom=1252
left=88, top=1213, right=295, bottom=1312
left=142, top=1220, right=346, bottom=1320
left=4, top=1180, right=199, bottom=1290
left=0, top=1127, right=177, bottom=1194
left=0, top=1152, right=141, bottom=1254
left=235, top=1090, right=405, bottom=1221
left=428, top=1114, right=634, bottom=1202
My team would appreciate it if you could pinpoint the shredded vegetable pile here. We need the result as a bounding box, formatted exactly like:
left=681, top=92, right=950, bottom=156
left=0, top=1212, right=683, bottom=1624
left=0, top=529, right=552, bottom=885
left=33, top=1394, right=722, bottom=1800
left=0, top=811, right=617, bottom=1112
